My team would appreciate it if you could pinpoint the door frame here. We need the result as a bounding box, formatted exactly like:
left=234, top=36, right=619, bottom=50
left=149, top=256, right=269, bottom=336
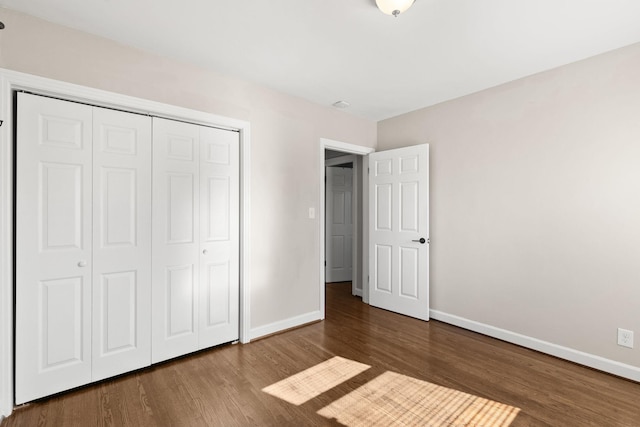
left=319, top=138, right=374, bottom=319
left=0, top=68, right=252, bottom=417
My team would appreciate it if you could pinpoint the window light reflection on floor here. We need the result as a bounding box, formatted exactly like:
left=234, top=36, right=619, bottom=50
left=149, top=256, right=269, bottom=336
left=263, top=357, right=521, bottom=426
left=261, top=356, right=371, bottom=405
left=318, top=370, right=520, bottom=426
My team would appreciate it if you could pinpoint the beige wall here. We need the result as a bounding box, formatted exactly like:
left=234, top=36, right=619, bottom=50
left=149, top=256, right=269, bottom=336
left=378, top=43, right=640, bottom=367
left=3, top=5, right=638, bottom=378
left=0, top=8, right=376, bottom=330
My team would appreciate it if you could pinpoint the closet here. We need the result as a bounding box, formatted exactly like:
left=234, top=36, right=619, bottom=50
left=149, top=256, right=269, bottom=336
left=151, top=117, right=239, bottom=363
left=15, top=93, right=239, bottom=404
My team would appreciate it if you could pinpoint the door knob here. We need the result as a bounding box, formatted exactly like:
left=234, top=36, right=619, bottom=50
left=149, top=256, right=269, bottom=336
left=203, top=249, right=209, bottom=255
left=412, top=238, right=426, bottom=244
left=77, top=260, right=87, bottom=267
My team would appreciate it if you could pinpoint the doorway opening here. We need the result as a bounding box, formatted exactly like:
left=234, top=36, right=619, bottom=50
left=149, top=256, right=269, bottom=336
left=325, top=152, right=357, bottom=294
left=319, top=139, right=374, bottom=319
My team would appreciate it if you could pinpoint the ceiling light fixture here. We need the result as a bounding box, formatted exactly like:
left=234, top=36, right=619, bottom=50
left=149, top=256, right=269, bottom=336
left=376, top=0, right=415, bottom=17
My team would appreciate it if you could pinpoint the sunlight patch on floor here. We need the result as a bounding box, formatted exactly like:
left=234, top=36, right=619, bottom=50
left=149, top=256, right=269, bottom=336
left=261, top=356, right=371, bottom=405
left=317, top=370, right=520, bottom=426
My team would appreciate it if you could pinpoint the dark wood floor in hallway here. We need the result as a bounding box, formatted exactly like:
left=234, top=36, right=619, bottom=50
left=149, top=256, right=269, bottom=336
left=3, top=282, right=639, bottom=426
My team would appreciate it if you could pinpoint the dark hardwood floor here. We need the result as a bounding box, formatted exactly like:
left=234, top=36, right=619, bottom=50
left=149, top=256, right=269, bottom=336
left=3, top=282, right=639, bottom=426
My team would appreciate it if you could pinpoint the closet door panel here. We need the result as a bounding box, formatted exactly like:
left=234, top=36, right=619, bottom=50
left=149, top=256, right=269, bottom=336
left=166, top=263, right=197, bottom=336
left=92, top=107, right=152, bottom=381
left=152, top=118, right=200, bottom=363
left=16, top=93, right=93, bottom=404
left=199, top=127, right=240, bottom=348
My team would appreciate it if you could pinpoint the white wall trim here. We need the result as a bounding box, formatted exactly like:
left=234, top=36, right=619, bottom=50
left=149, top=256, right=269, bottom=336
left=248, top=310, right=323, bottom=341
left=361, top=155, right=370, bottom=305
left=0, top=68, right=252, bottom=416
left=319, top=139, right=374, bottom=319
left=322, top=138, right=375, bottom=156
left=240, top=126, right=251, bottom=344
left=239, top=126, right=252, bottom=344
left=0, top=73, right=13, bottom=419
left=430, top=310, right=640, bottom=382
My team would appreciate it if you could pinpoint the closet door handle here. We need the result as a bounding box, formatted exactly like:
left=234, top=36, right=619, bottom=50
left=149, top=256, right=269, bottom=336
left=77, top=260, right=87, bottom=267
left=412, top=238, right=426, bottom=244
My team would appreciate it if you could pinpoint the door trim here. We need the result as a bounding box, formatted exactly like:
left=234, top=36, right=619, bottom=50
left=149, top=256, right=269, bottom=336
left=319, top=139, right=374, bottom=319
left=0, top=68, right=252, bottom=417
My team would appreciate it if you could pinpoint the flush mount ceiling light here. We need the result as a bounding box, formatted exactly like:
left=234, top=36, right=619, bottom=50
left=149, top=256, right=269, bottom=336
left=376, top=0, right=415, bottom=17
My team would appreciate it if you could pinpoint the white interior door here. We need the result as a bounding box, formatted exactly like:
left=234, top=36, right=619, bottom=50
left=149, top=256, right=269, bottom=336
left=368, top=144, right=429, bottom=321
left=198, top=126, right=240, bottom=348
left=152, top=118, right=201, bottom=363
left=325, top=166, right=353, bottom=283
left=15, top=93, right=93, bottom=403
left=91, top=107, right=152, bottom=381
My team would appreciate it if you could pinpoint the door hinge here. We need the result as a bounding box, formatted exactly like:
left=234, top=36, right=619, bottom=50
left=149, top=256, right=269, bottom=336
left=367, top=167, right=370, bottom=174
left=0, top=120, right=3, bottom=127
left=324, top=260, right=326, bottom=266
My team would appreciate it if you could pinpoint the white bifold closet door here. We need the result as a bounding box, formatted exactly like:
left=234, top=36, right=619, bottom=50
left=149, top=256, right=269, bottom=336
left=15, top=93, right=152, bottom=404
left=151, top=118, right=239, bottom=363
left=91, top=107, right=152, bottom=381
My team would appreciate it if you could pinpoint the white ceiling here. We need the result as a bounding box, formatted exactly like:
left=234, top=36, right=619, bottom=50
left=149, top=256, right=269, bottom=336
left=3, top=0, right=640, bottom=121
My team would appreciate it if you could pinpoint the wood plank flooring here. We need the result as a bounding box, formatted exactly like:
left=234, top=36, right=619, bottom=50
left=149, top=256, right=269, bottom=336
left=3, top=282, right=639, bottom=426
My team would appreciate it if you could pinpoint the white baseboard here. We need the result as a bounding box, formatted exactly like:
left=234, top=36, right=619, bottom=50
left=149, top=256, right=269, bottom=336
left=353, top=288, right=363, bottom=297
left=430, top=310, right=640, bottom=382
left=248, top=310, right=323, bottom=341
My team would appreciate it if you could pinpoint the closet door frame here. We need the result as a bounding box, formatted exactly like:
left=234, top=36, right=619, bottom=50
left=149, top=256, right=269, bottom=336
left=0, top=68, right=252, bottom=418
